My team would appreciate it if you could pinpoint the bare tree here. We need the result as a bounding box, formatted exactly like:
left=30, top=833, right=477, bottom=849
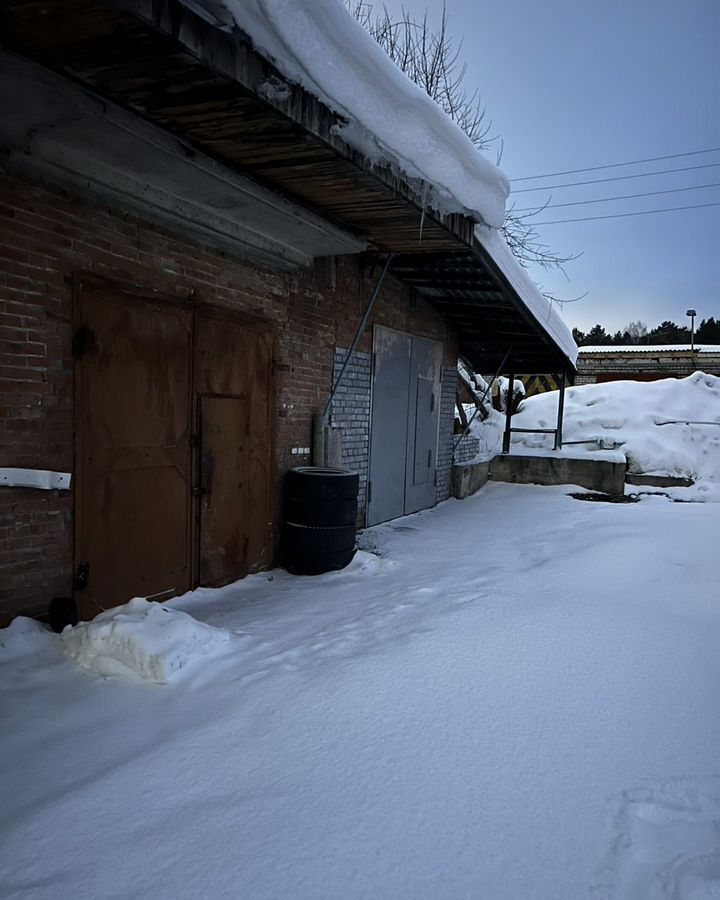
left=621, top=321, right=648, bottom=344
left=346, top=1, right=579, bottom=280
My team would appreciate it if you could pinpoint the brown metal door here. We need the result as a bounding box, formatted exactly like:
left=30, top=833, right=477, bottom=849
left=76, top=286, right=193, bottom=618
left=194, top=313, right=274, bottom=584
left=198, top=395, right=248, bottom=586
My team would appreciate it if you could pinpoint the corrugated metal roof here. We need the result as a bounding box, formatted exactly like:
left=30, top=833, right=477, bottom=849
left=579, top=345, right=720, bottom=354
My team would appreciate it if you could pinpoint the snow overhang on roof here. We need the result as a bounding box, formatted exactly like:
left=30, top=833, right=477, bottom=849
left=207, top=0, right=509, bottom=229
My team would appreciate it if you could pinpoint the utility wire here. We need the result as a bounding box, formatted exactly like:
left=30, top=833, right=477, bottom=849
left=511, top=145, right=720, bottom=181
left=532, top=200, right=720, bottom=225
left=511, top=161, right=720, bottom=193
left=513, top=180, right=720, bottom=213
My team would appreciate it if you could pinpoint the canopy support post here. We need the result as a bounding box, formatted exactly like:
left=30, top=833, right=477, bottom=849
left=502, top=366, right=515, bottom=454
left=553, top=369, right=566, bottom=450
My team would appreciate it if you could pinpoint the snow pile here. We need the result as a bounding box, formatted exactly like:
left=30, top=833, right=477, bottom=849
left=60, top=598, right=231, bottom=683
left=499, top=372, right=720, bottom=486
left=0, top=616, right=54, bottom=660
left=476, top=225, right=578, bottom=365
left=212, top=0, right=509, bottom=227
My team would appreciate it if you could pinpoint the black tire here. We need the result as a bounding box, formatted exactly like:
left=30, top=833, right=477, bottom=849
left=285, top=467, right=359, bottom=502
left=284, top=496, right=358, bottom=528
left=283, top=522, right=356, bottom=556
left=286, top=548, right=357, bottom=576
left=48, top=597, right=78, bottom=633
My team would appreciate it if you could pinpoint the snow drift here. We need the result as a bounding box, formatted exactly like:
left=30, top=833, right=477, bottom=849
left=498, top=372, right=720, bottom=489
left=60, top=597, right=232, bottom=683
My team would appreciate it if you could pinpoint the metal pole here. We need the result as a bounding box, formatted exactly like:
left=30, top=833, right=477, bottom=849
left=322, top=254, right=394, bottom=422
left=455, top=346, right=512, bottom=452
left=686, top=308, right=697, bottom=354
left=502, top=368, right=515, bottom=454
left=554, top=369, right=566, bottom=450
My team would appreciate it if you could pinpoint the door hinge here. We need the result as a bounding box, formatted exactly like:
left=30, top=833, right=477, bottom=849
left=427, top=449, right=432, bottom=467
left=74, top=561, right=89, bottom=591
left=430, top=392, right=435, bottom=412
left=434, top=469, right=437, bottom=486
left=72, top=324, right=96, bottom=360
left=367, top=481, right=372, bottom=503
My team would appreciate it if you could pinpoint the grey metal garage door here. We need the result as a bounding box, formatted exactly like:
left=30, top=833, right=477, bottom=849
left=366, top=326, right=442, bottom=526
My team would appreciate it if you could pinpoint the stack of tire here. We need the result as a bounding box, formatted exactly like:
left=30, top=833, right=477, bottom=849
left=283, top=467, right=359, bottom=575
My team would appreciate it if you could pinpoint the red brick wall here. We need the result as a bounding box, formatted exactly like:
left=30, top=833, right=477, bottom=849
left=0, top=173, right=456, bottom=623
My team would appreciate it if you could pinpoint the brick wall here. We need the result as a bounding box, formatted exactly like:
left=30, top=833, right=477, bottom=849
left=331, top=347, right=372, bottom=519
left=436, top=364, right=457, bottom=503
left=0, top=173, right=459, bottom=622
left=576, top=351, right=720, bottom=384
left=453, top=434, right=481, bottom=465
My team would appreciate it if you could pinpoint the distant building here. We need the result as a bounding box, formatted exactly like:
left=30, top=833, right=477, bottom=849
left=576, top=345, right=720, bottom=384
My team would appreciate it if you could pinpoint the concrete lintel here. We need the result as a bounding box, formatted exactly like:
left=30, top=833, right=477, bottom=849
left=0, top=50, right=365, bottom=268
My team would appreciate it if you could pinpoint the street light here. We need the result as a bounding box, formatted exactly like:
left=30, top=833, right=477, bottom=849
left=686, top=308, right=697, bottom=353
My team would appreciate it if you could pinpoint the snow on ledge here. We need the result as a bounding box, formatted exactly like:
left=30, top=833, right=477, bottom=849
left=579, top=344, right=720, bottom=354
left=475, top=225, right=578, bottom=366
left=61, top=598, right=232, bottom=683
left=209, top=0, right=509, bottom=227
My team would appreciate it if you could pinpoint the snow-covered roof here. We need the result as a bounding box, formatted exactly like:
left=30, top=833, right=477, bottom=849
left=476, top=226, right=578, bottom=366
left=192, top=0, right=577, bottom=369
left=209, top=0, right=509, bottom=228
left=580, top=345, right=720, bottom=354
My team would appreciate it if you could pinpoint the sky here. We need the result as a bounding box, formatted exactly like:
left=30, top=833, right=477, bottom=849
left=379, top=0, right=720, bottom=334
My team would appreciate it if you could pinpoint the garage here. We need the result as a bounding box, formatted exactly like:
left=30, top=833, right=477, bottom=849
left=366, top=325, right=443, bottom=526
left=74, top=277, right=275, bottom=618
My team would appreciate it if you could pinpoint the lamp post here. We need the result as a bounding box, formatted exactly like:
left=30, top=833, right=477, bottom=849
left=686, top=308, right=697, bottom=353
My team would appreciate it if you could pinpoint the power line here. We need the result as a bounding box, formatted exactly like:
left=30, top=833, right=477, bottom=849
left=511, top=161, right=720, bottom=193
left=511, top=145, right=720, bottom=181
left=532, top=200, right=720, bottom=225
left=513, top=180, right=720, bottom=213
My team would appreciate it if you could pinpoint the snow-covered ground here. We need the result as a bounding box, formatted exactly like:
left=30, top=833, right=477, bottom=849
left=470, top=372, right=720, bottom=500
left=2, top=484, right=720, bottom=899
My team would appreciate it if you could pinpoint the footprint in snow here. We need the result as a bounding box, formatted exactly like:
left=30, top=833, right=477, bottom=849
left=591, top=776, right=720, bottom=899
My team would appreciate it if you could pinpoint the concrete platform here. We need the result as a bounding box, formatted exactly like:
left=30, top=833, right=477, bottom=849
left=488, top=449, right=627, bottom=495
left=452, top=459, right=491, bottom=499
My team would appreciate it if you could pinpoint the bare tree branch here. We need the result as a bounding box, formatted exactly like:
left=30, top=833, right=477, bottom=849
left=346, top=1, right=581, bottom=290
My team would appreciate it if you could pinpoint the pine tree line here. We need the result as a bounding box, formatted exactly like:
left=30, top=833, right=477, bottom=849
left=573, top=318, right=720, bottom=347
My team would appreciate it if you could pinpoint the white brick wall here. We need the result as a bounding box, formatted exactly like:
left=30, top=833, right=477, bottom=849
left=331, top=348, right=372, bottom=517
left=436, top=365, right=457, bottom=503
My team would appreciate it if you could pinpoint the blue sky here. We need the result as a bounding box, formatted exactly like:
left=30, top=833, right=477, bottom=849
left=380, top=0, right=720, bottom=333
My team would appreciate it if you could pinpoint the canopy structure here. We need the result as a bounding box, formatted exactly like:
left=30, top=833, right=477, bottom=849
left=0, top=0, right=577, bottom=373
left=391, top=243, right=574, bottom=374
